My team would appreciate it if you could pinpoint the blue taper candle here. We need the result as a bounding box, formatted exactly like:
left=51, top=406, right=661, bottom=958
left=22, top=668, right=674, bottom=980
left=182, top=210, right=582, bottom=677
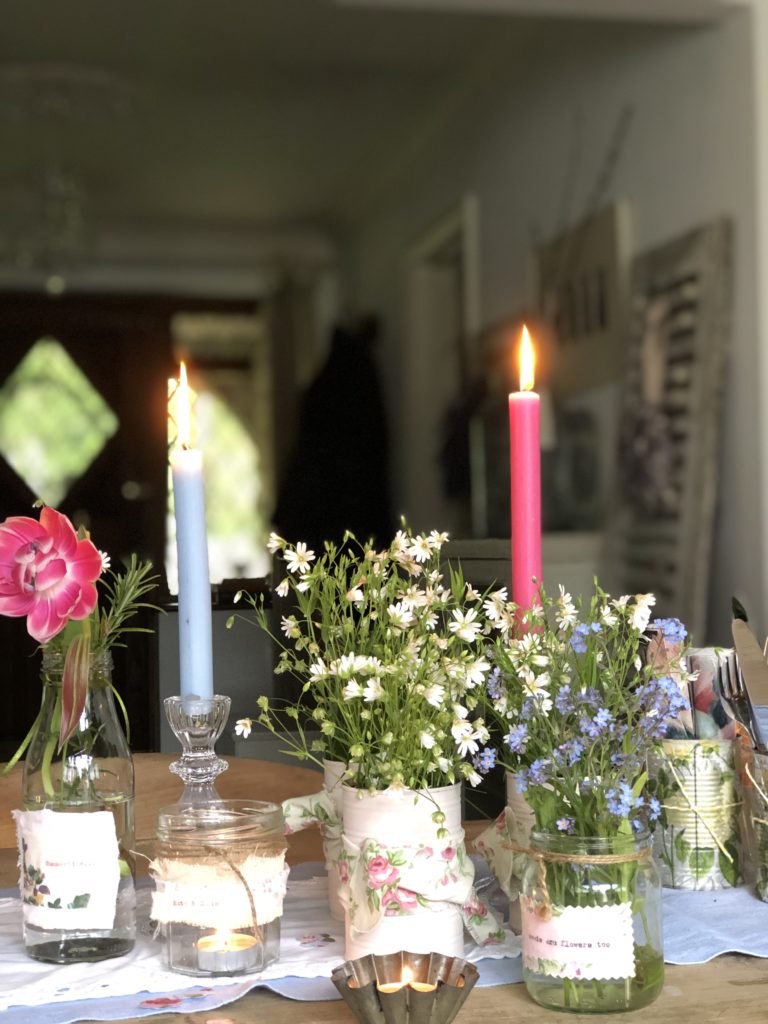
left=170, top=364, right=214, bottom=698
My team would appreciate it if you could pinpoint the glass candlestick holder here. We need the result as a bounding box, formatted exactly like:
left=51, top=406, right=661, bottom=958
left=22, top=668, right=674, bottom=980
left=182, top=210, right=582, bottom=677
left=164, top=695, right=231, bottom=807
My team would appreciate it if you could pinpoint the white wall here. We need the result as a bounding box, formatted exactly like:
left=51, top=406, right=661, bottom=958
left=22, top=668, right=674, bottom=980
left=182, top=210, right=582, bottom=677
left=347, top=10, right=760, bottom=643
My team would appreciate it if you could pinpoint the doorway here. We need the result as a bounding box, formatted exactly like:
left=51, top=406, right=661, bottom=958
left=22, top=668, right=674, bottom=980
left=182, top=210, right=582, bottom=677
left=403, top=194, right=481, bottom=536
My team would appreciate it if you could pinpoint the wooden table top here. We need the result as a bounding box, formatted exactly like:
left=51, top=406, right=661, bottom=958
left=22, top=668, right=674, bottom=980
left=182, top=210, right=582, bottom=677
left=101, top=957, right=768, bottom=1024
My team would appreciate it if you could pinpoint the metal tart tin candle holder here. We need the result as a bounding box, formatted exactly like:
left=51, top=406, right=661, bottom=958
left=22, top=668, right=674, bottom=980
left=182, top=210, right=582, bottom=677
left=150, top=800, right=288, bottom=976
left=331, top=951, right=479, bottom=1024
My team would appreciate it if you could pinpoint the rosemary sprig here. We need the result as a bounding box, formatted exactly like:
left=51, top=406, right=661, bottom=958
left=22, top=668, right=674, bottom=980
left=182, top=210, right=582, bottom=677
left=93, top=555, right=160, bottom=652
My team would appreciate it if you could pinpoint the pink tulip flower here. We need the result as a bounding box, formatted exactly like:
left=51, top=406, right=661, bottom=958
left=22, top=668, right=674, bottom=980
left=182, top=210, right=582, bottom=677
left=0, top=507, right=103, bottom=643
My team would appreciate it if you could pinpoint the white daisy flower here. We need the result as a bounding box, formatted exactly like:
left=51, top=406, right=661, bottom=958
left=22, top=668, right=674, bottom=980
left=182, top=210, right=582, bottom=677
left=630, top=593, right=656, bottom=632
left=420, top=731, right=436, bottom=750
left=343, top=680, right=362, bottom=700
left=235, top=718, right=252, bottom=738
left=465, top=583, right=481, bottom=601
left=391, top=530, right=410, bottom=553
left=409, top=534, right=433, bottom=563
left=496, top=608, right=517, bottom=636
left=465, top=657, right=490, bottom=688
left=423, top=683, right=445, bottom=707
left=483, top=587, right=508, bottom=621
left=346, top=586, right=364, bottom=603
left=332, top=653, right=359, bottom=677
left=556, top=585, right=578, bottom=629
left=599, top=604, right=618, bottom=627
left=285, top=542, right=315, bottom=575
left=267, top=532, right=285, bottom=554
left=387, top=602, right=415, bottom=630
left=398, top=585, right=430, bottom=610
left=428, top=530, right=449, bottom=548
left=363, top=677, right=383, bottom=702
left=456, top=732, right=480, bottom=757
left=275, top=578, right=290, bottom=597
left=521, top=669, right=550, bottom=696
left=449, top=608, right=481, bottom=643
left=280, top=615, right=300, bottom=638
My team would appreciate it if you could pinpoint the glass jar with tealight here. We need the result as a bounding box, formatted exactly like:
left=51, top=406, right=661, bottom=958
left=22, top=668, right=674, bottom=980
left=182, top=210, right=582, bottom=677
left=151, top=800, right=287, bottom=976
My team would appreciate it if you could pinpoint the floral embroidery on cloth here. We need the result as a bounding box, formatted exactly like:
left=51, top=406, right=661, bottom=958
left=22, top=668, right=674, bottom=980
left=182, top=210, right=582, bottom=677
left=340, top=833, right=504, bottom=945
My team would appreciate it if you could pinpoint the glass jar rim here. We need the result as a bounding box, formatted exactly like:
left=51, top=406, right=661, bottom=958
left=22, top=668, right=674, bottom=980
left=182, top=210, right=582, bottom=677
left=530, top=828, right=652, bottom=851
left=157, top=799, right=284, bottom=845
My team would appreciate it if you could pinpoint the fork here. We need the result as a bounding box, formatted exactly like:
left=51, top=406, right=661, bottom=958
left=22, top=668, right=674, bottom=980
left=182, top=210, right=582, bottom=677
left=719, top=651, right=767, bottom=752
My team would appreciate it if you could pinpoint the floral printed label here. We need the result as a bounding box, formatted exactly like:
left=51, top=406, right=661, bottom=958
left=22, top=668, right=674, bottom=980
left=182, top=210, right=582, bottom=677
left=522, top=897, right=635, bottom=981
left=14, top=808, right=120, bottom=930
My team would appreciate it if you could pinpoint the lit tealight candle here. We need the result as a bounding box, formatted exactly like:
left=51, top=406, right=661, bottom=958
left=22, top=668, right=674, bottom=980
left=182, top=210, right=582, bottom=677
left=377, top=965, right=412, bottom=993
left=196, top=930, right=259, bottom=974
left=375, top=965, right=437, bottom=994
left=410, top=981, right=438, bottom=993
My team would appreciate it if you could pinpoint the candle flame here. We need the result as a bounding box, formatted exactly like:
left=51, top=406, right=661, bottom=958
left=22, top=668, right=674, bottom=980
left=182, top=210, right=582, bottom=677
left=177, top=362, right=191, bottom=449
left=402, top=966, right=414, bottom=985
left=519, top=325, right=535, bottom=392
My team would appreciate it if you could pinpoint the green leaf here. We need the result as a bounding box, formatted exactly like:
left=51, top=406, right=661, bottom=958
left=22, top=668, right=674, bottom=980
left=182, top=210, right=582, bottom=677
left=68, top=893, right=91, bottom=909
left=689, top=847, right=715, bottom=878
left=674, top=832, right=691, bottom=862
left=719, top=841, right=740, bottom=886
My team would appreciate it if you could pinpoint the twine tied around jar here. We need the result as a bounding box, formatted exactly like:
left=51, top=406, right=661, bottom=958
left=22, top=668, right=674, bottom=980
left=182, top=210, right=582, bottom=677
left=663, top=760, right=740, bottom=862
left=151, top=806, right=288, bottom=939
left=501, top=838, right=652, bottom=918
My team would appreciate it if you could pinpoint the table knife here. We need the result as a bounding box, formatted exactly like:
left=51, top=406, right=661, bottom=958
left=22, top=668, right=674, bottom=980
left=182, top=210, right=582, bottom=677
left=732, top=619, right=768, bottom=705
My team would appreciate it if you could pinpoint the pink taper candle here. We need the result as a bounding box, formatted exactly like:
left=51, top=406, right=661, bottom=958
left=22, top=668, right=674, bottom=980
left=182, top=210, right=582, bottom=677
left=509, top=325, right=542, bottom=612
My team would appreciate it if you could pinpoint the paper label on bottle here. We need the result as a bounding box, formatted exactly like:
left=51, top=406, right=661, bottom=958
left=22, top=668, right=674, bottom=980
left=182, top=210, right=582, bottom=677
left=151, top=855, right=288, bottom=929
left=522, top=896, right=636, bottom=981
left=14, top=808, right=120, bottom=930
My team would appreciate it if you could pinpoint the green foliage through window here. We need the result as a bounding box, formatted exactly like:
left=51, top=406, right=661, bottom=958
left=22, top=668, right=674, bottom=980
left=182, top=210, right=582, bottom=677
left=0, top=338, right=118, bottom=505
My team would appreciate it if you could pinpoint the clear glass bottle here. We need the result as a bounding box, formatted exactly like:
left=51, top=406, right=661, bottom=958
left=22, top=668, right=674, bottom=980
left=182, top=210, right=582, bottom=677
left=520, top=830, right=663, bottom=1013
left=153, top=800, right=286, bottom=976
left=20, top=648, right=135, bottom=963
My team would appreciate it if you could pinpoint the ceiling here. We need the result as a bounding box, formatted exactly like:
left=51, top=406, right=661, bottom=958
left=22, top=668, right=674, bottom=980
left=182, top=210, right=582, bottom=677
left=0, top=0, right=730, bottom=289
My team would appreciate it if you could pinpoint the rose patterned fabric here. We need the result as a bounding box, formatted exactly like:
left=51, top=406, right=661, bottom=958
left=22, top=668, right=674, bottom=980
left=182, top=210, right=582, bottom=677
left=474, top=807, right=530, bottom=901
left=339, top=831, right=505, bottom=946
left=281, top=790, right=341, bottom=878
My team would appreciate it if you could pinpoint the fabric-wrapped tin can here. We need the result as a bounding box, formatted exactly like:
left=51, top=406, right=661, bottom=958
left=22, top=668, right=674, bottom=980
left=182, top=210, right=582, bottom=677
left=648, top=739, right=742, bottom=890
left=748, top=750, right=768, bottom=901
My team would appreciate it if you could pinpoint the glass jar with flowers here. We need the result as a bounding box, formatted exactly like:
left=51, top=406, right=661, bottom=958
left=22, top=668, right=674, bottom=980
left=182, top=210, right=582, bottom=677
left=0, top=505, right=157, bottom=963
left=479, top=584, right=690, bottom=1013
left=231, top=526, right=506, bottom=958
